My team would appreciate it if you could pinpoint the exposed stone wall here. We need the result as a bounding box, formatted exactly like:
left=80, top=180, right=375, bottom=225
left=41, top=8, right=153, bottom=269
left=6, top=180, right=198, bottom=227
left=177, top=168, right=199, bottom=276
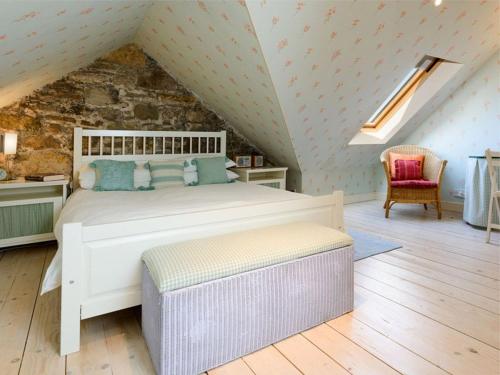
left=0, top=44, right=261, bottom=177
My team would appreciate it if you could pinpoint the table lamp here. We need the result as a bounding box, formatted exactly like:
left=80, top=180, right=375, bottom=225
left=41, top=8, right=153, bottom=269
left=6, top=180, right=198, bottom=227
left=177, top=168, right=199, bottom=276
left=0, top=132, right=18, bottom=180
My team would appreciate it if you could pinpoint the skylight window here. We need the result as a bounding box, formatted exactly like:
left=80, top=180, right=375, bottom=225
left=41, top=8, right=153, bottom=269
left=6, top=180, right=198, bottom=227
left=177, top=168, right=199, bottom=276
left=362, top=56, right=441, bottom=131
left=349, top=55, right=463, bottom=145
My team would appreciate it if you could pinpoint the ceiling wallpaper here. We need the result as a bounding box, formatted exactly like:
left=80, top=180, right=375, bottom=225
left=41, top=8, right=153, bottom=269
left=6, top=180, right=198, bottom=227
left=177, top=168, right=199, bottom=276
left=1, top=1, right=498, bottom=195
left=246, top=0, right=499, bottom=194
left=134, top=1, right=300, bottom=171
left=0, top=0, right=153, bottom=108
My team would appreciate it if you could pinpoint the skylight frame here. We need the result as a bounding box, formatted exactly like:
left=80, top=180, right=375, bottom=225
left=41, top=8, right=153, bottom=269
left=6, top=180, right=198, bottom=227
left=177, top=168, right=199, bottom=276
left=362, top=56, right=441, bottom=132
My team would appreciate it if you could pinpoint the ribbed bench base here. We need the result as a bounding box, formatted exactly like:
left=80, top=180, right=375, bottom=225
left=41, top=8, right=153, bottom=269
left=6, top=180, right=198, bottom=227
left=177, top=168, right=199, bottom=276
left=142, top=244, right=353, bottom=375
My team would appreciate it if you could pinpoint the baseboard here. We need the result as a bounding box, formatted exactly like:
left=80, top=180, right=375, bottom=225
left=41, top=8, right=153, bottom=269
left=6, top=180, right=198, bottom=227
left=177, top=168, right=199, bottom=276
left=441, top=201, right=464, bottom=213
left=343, top=193, right=464, bottom=213
left=344, top=192, right=384, bottom=204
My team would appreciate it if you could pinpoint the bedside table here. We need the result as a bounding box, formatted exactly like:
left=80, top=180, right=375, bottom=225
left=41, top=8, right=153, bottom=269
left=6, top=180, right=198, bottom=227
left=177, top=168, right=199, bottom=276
left=231, top=167, right=288, bottom=190
left=0, top=178, right=69, bottom=248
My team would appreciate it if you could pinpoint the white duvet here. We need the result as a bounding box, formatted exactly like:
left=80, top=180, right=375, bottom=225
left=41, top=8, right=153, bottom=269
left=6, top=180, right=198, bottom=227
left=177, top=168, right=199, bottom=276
left=41, top=183, right=308, bottom=293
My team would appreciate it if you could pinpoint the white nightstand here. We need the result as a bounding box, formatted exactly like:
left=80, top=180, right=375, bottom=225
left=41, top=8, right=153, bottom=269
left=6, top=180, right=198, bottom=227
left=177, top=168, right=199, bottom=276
left=0, top=178, right=69, bottom=248
left=231, top=167, right=288, bottom=190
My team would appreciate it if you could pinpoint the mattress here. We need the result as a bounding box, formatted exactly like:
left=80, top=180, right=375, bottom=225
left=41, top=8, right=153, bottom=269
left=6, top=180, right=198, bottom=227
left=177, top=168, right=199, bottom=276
left=41, top=183, right=309, bottom=293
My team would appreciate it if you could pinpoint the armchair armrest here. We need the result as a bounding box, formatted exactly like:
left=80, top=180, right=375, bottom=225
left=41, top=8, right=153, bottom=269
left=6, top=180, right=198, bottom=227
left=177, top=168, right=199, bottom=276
left=436, top=160, right=447, bottom=184
left=382, top=160, right=391, bottom=183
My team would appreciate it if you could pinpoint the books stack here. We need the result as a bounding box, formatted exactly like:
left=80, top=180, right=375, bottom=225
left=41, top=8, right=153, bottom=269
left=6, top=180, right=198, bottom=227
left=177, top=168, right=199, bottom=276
left=25, top=173, right=65, bottom=182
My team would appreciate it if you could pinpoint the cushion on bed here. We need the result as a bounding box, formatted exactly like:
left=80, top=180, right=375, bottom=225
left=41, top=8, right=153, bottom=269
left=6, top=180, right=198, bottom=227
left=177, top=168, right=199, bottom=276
left=149, top=160, right=185, bottom=189
left=89, top=160, right=136, bottom=191
left=194, top=157, right=229, bottom=185
left=142, top=222, right=353, bottom=293
left=79, top=164, right=151, bottom=190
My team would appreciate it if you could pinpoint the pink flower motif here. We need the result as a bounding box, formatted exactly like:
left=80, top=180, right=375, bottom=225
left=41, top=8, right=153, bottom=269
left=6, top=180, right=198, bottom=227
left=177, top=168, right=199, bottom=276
left=0, top=34, right=6, bottom=40
left=176, top=26, right=185, bottom=35
left=284, top=60, right=293, bottom=67
left=296, top=2, right=304, bottom=13
left=352, top=19, right=360, bottom=27
left=15, top=11, right=40, bottom=22
left=198, top=1, right=208, bottom=12
left=354, top=37, right=362, bottom=44
left=374, top=23, right=384, bottom=36
left=221, top=13, right=229, bottom=21
left=277, top=38, right=288, bottom=51
left=244, top=24, right=256, bottom=37
left=80, top=7, right=94, bottom=15
left=57, top=9, right=66, bottom=16
left=208, top=25, right=215, bottom=32
left=331, top=49, right=341, bottom=61
left=312, top=64, right=319, bottom=70
left=304, top=25, right=310, bottom=32
left=377, top=2, right=385, bottom=10
left=456, top=11, right=466, bottom=21
left=330, top=31, right=337, bottom=39
left=324, top=7, right=336, bottom=23
left=272, top=16, right=279, bottom=26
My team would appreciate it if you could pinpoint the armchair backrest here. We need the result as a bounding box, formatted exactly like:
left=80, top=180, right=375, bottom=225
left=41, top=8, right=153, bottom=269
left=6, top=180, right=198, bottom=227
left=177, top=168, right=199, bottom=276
left=485, top=149, right=500, bottom=193
left=380, top=145, right=442, bottom=181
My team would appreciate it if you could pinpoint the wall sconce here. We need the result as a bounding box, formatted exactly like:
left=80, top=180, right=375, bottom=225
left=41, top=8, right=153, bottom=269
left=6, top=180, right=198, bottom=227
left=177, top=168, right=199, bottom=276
left=1, top=132, right=18, bottom=155
left=0, top=132, right=18, bottom=180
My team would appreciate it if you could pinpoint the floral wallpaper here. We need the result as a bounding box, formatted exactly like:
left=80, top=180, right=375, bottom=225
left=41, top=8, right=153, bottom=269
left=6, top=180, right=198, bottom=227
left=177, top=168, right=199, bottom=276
left=401, top=53, right=500, bottom=203
left=134, top=1, right=300, bottom=174
left=0, top=1, right=153, bottom=108
left=246, top=0, right=499, bottom=195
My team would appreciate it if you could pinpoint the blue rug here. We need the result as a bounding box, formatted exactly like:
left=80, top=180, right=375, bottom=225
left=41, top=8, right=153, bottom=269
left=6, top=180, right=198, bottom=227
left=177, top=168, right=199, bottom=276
left=348, top=229, right=402, bottom=261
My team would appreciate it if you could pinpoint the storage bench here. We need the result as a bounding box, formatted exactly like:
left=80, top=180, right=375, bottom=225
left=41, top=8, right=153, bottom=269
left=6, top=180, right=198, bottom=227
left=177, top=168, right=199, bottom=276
left=141, top=222, right=354, bottom=375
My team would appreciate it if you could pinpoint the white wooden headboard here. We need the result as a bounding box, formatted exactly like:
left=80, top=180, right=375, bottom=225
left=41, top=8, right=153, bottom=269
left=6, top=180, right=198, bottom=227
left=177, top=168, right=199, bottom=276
left=73, top=127, right=226, bottom=187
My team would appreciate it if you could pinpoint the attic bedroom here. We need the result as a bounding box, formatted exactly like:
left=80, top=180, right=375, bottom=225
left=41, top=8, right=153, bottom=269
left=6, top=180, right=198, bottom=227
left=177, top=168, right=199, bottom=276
left=0, top=1, right=498, bottom=375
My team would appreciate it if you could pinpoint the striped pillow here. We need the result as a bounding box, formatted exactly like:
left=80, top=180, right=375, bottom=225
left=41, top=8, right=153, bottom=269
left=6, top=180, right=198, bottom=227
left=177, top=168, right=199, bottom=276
left=394, top=159, right=422, bottom=180
left=149, top=160, right=185, bottom=189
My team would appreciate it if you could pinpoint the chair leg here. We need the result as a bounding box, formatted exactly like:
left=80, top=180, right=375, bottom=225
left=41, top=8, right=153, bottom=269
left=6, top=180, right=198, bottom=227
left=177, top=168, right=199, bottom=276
left=436, top=199, right=442, bottom=220
left=423, top=204, right=428, bottom=210
left=486, top=191, right=494, bottom=243
left=385, top=200, right=390, bottom=218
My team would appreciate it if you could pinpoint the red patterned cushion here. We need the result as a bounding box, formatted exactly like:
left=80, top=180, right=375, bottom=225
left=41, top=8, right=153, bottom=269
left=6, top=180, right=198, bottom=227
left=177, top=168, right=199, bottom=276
left=391, top=179, right=438, bottom=189
left=394, top=159, right=422, bottom=180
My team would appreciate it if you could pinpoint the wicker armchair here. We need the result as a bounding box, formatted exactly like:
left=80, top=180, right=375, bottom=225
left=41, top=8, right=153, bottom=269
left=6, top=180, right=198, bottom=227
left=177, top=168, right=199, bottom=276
left=381, top=145, right=447, bottom=219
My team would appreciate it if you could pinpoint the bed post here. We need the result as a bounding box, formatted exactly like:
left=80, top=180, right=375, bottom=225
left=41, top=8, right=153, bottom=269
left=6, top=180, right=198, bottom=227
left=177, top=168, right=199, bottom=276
left=332, top=191, right=345, bottom=232
left=60, top=222, right=82, bottom=355
left=73, top=127, right=83, bottom=190
left=220, top=131, right=226, bottom=156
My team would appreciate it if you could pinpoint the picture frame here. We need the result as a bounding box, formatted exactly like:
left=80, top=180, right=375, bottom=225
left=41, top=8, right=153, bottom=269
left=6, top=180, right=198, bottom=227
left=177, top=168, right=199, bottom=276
left=234, top=155, right=251, bottom=168
left=252, top=155, right=264, bottom=168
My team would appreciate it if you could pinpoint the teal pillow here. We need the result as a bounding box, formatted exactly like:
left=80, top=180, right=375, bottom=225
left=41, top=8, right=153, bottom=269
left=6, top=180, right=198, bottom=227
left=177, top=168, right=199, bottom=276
left=194, top=157, right=229, bottom=185
left=90, top=160, right=136, bottom=191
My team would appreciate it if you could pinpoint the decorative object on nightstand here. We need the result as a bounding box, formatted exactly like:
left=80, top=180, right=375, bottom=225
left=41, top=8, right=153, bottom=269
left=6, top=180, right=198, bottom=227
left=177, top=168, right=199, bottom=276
left=234, top=155, right=251, bottom=168
left=0, top=132, right=18, bottom=181
left=0, top=177, right=69, bottom=248
left=251, top=154, right=264, bottom=168
left=231, top=167, right=288, bottom=190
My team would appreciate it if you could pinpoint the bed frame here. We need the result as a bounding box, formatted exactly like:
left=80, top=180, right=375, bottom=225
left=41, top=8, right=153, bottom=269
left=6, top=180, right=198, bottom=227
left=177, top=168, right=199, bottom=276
left=60, top=127, right=345, bottom=355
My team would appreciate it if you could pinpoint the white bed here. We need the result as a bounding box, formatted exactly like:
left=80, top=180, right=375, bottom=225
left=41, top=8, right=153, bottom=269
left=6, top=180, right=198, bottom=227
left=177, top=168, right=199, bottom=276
left=55, top=128, right=345, bottom=356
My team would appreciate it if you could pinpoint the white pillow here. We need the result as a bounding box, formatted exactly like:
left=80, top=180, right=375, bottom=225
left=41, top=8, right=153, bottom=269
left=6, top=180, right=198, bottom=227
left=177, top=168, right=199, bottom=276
left=226, top=170, right=239, bottom=181
left=78, top=163, right=151, bottom=189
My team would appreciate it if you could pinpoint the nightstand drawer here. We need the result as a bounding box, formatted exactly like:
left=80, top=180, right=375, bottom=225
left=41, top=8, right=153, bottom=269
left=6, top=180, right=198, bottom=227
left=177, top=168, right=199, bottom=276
left=0, top=202, right=54, bottom=240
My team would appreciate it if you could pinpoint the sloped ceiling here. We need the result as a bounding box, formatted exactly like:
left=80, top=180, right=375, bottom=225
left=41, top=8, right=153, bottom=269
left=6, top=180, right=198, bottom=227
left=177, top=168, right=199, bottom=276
left=0, top=0, right=152, bottom=107
left=1, top=1, right=498, bottom=193
left=246, top=0, right=499, bottom=175
left=134, top=1, right=300, bottom=170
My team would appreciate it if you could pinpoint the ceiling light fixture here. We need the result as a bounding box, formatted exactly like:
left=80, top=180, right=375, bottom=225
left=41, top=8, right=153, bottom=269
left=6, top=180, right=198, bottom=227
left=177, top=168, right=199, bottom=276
left=434, top=0, right=442, bottom=6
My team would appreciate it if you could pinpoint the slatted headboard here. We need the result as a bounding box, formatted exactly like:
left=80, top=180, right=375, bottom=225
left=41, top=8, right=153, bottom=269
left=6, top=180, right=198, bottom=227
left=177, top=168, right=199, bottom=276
left=73, top=127, right=226, bottom=188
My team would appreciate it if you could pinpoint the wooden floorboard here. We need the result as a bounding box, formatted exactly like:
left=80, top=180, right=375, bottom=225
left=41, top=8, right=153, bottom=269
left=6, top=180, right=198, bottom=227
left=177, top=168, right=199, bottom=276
left=1, top=201, right=499, bottom=375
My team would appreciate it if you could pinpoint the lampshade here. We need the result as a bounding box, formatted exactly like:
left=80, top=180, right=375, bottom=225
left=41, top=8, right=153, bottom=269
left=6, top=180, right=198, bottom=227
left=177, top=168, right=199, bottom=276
left=1, top=133, right=17, bottom=155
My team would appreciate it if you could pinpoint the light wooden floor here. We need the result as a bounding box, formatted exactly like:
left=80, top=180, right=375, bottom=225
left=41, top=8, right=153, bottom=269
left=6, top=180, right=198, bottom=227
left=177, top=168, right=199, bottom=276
left=1, top=201, right=499, bottom=375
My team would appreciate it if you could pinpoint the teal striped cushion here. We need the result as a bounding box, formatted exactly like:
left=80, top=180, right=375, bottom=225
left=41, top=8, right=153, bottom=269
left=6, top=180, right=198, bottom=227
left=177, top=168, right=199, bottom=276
left=149, top=160, right=185, bottom=189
